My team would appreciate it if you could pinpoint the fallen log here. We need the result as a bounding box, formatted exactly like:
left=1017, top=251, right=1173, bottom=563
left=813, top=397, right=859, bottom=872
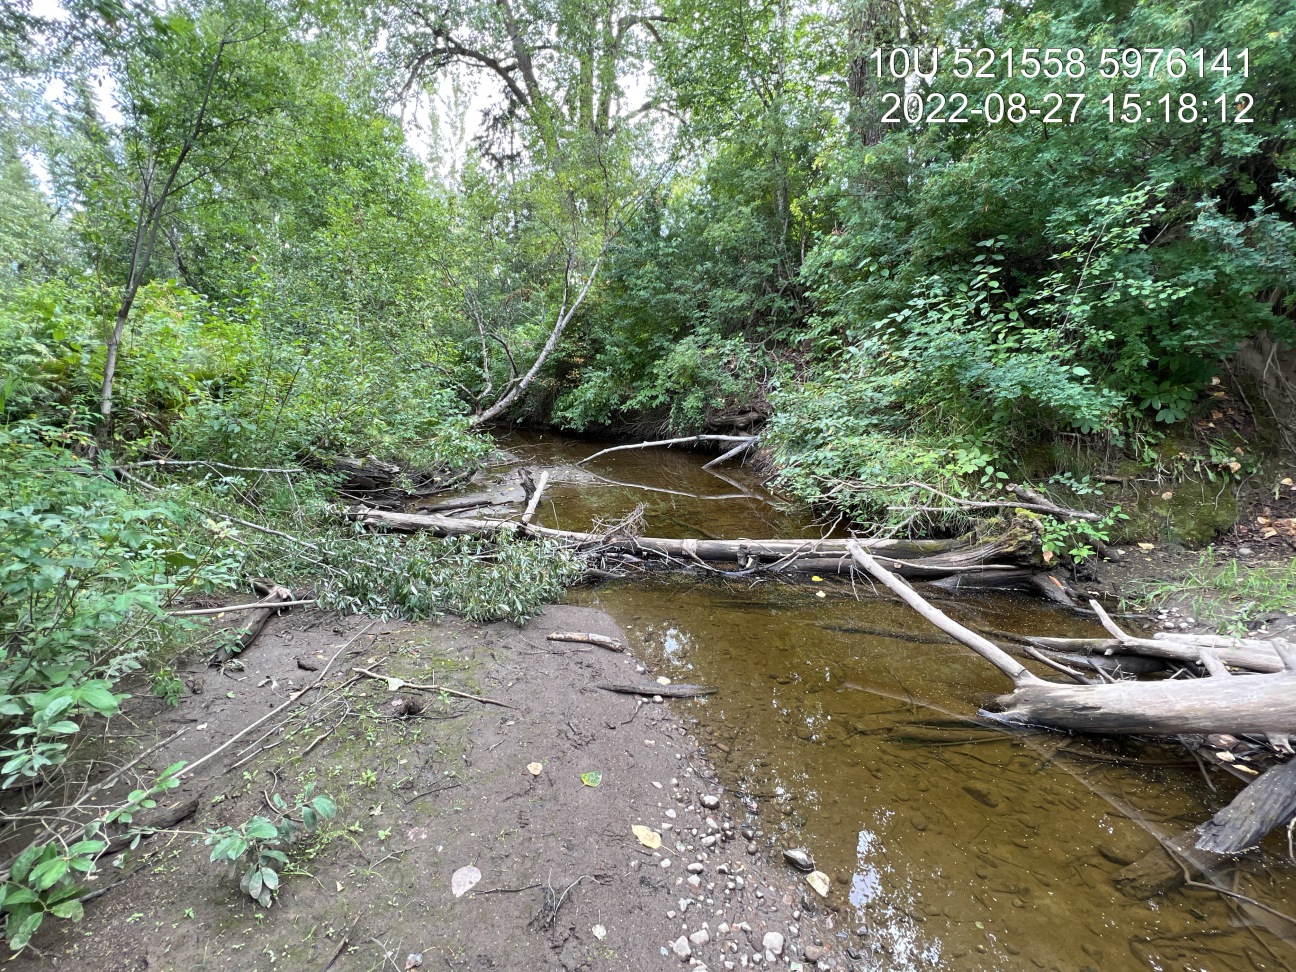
left=1025, top=628, right=1285, bottom=675
left=596, top=682, right=716, bottom=698
left=846, top=542, right=1296, bottom=735
left=1115, top=758, right=1296, bottom=897
left=211, top=579, right=294, bottom=664
left=577, top=435, right=756, bottom=466
left=349, top=507, right=1042, bottom=579
left=548, top=631, right=623, bottom=652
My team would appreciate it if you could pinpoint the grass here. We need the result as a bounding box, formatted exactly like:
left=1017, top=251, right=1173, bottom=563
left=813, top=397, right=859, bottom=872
left=1130, top=550, right=1296, bottom=634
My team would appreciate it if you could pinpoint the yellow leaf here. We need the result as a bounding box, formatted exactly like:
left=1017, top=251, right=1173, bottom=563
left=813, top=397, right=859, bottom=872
left=1138, top=542, right=1155, bottom=550
left=1041, top=549, right=1053, bottom=563
left=1161, top=491, right=1174, bottom=500
left=811, top=576, right=823, bottom=582
left=632, top=825, right=662, bottom=850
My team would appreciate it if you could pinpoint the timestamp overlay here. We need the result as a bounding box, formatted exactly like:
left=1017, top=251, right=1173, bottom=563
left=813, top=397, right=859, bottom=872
left=867, top=46, right=1257, bottom=125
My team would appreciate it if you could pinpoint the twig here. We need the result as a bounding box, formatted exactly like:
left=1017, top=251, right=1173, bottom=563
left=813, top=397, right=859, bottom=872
left=117, top=459, right=306, bottom=474
left=182, top=621, right=377, bottom=780
left=170, top=599, right=316, bottom=617
left=479, top=882, right=543, bottom=894
left=352, top=667, right=515, bottom=709
left=319, top=936, right=348, bottom=972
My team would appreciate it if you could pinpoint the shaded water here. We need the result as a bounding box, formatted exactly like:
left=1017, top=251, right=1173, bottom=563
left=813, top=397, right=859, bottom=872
left=480, top=432, right=1296, bottom=971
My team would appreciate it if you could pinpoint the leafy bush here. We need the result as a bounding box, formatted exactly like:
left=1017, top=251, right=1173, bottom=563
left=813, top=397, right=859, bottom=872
left=0, top=424, right=242, bottom=788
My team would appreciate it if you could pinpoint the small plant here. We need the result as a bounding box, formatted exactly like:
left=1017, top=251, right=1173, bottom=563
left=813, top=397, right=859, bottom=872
left=0, top=761, right=184, bottom=951
left=1040, top=507, right=1129, bottom=566
left=205, top=785, right=336, bottom=907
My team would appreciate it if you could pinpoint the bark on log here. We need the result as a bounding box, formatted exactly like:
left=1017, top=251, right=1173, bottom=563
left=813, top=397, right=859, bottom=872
left=1089, top=601, right=1289, bottom=674
left=989, top=673, right=1296, bottom=734
left=1195, top=757, right=1296, bottom=854
left=349, top=507, right=1042, bottom=578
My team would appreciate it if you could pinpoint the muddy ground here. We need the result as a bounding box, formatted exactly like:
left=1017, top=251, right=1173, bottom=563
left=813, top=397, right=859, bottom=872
left=14, top=604, right=851, bottom=972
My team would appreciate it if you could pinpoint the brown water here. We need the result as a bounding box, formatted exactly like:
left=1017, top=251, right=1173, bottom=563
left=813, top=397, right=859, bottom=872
left=481, top=431, right=1296, bottom=971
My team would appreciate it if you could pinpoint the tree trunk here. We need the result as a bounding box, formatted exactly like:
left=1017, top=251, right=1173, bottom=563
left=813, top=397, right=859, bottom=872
left=349, top=507, right=1042, bottom=576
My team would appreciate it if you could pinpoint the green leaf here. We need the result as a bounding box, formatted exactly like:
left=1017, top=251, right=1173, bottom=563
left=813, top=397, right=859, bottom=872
left=48, top=899, right=83, bottom=921
left=7, top=910, right=43, bottom=950
left=9, top=845, right=43, bottom=884
left=311, top=795, right=336, bottom=819
left=29, top=857, right=68, bottom=891
left=580, top=771, right=602, bottom=788
left=243, top=817, right=278, bottom=841
left=260, top=867, right=279, bottom=891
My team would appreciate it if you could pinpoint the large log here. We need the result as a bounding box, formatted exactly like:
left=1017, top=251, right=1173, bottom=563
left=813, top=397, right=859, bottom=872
left=988, top=673, right=1296, bottom=734
left=348, top=507, right=1042, bottom=577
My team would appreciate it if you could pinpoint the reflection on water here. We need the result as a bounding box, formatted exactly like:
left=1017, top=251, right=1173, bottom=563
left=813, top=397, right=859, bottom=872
left=489, top=431, right=1296, bottom=971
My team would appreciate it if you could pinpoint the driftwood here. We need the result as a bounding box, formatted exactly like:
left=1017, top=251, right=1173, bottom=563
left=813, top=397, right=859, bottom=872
left=522, top=470, right=550, bottom=526
left=211, top=579, right=294, bottom=664
left=547, top=631, right=623, bottom=652
left=577, top=435, right=758, bottom=466
left=595, top=682, right=716, bottom=698
left=349, top=507, right=1042, bottom=579
left=1195, top=758, right=1296, bottom=854
left=701, top=437, right=759, bottom=470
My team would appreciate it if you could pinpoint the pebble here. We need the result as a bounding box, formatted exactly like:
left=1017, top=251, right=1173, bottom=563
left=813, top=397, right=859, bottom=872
left=672, top=936, right=692, bottom=960
left=688, top=875, right=702, bottom=888
left=718, top=923, right=730, bottom=934
left=747, top=843, right=758, bottom=855
left=702, top=835, right=717, bottom=847
left=804, top=945, right=823, bottom=962
left=667, top=809, right=678, bottom=819
left=783, top=848, right=815, bottom=871
left=701, top=794, right=721, bottom=809
left=763, top=932, right=785, bottom=955
left=690, top=929, right=711, bottom=945
left=661, top=859, right=673, bottom=868
left=688, top=862, right=705, bottom=873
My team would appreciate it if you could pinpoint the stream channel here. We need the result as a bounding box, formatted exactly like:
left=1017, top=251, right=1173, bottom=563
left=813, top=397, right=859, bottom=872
left=437, top=431, right=1296, bottom=972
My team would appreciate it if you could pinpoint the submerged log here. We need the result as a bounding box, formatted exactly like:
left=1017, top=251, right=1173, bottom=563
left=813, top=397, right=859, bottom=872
left=1195, top=757, right=1296, bottom=854
left=348, top=507, right=1042, bottom=578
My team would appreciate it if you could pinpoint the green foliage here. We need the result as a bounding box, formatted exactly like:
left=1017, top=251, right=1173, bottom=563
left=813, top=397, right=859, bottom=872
left=1131, top=552, right=1296, bottom=635
left=0, top=423, right=241, bottom=787
left=205, top=785, right=336, bottom=907
left=309, top=533, right=585, bottom=624
left=0, top=760, right=184, bottom=951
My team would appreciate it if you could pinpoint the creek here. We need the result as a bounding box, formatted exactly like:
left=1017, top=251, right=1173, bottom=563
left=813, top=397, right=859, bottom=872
left=448, top=431, right=1296, bottom=971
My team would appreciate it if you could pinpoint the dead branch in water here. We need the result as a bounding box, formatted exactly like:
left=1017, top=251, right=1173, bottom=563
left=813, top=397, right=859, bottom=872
left=576, top=435, right=758, bottom=466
